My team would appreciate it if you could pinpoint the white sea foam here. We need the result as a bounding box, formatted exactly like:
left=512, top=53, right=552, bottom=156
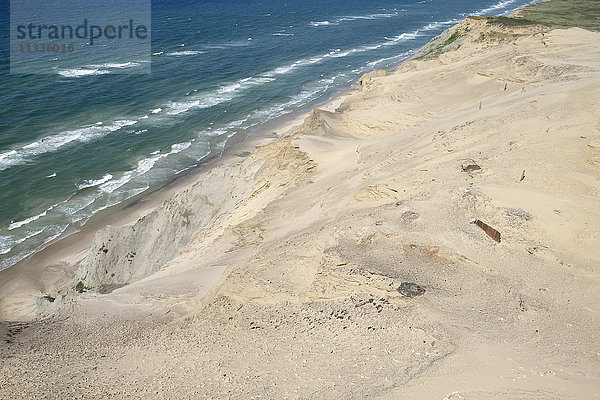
left=59, top=62, right=143, bottom=77
left=166, top=50, right=205, bottom=56
left=337, top=11, right=402, bottom=22
left=0, top=150, right=17, bottom=165
left=0, top=228, right=46, bottom=255
left=226, top=118, right=248, bottom=128
left=59, top=196, right=98, bottom=216
left=474, top=0, right=518, bottom=15
left=0, top=236, right=12, bottom=255
left=88, top=62, right=140, bottom=69
left=0, top=217, right=76, bottom=269
left=8, top=210, right=48, bottom=230
left=170, top=141, right=192, bottom=154
left=423, top=19, right=461, bottom=31
left=7, top=199, right=64, bottom=231
left=0, top=120, right=138, bottom=172
left=272, top=32, right=294, bottom=36
left=174, top=167, right=192, bottom=175
left=165, top=100, right=207, bottom=115
left=78, top=174, right=114, bottom=190
left=20, top=229, right=46, bottom=243
left=165, top=77, right=275, bottom=115
left=100, top=169, right=140, bottom=194
left=311, top=21, right=331, bottom=26
left=248, top=74, right=340, bottom=124
left=263, top=54, right=327, bottom=77
left=129, top=156, right=161, bottom=176
left=263, top=28, right=421, bottom=78
left=382, top=20, right=456, bottom=46
left=40, top=225, right=69, bottom=247
left=204, top=38, right=255, bottom=50
left=310, top=9, right=402, bottom=27
left=98, top=140, right=193, bottom=194
left=202, top=127, right=230, bottom=137
left=502, top=0, right=543, bottom=16
left=58, top=68, right=111, bottom=78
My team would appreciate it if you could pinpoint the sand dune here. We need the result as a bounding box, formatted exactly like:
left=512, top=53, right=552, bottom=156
left=1, top=15, right=599, bottom=399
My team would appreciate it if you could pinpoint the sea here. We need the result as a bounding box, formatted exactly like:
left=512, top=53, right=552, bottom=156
left=0, top=0, right=541, bottom=271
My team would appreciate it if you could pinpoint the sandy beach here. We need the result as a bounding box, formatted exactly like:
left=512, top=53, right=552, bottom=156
left=1, top=3, right=600, bottom=399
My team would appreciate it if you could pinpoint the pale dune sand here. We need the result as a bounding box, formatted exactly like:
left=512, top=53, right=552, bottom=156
left=1, top=17, right=599, bottom=399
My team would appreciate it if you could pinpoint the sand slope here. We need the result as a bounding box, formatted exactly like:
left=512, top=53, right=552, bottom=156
left=1, top=17, right=599, bottom=399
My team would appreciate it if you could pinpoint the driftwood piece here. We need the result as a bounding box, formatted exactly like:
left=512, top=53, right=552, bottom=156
left=461, top=164, right=481, bottom=172
left=470, top=218, right=501, bottom=243
left=355, top=299, right=373, bottom=308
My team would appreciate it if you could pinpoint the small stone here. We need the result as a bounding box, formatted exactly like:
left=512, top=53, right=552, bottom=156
left=398, top=282, right=426, bottom=298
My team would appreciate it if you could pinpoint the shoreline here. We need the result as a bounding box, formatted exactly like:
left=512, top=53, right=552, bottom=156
left=0, top=0, right=547, bottom=307
left=0, top=82, right=351, bottom=320
left=0, top=84, right=352, bottom=272
left=0, top=0, right=556, bottom=321
left=0, top=0, right=547, bottom=277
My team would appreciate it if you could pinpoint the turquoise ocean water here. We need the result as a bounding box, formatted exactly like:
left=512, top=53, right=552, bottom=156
left=0, top=0, right=540, bottom=270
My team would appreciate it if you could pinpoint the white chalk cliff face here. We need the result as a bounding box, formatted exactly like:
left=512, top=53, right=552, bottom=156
left=1, top=16, right=600, bottom=399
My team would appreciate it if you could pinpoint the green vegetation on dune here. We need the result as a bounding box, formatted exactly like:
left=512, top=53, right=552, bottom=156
left=413, top=0, right=599, bottom=61
left=443, top=30, right=464, bottom=47
left=468, top=15, right=537, bottom=27
left=514, top=0, right=600, bottom=31
left=413, top=27, right=470, bottom=60
left=469, top=0, right=600, bottom=32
